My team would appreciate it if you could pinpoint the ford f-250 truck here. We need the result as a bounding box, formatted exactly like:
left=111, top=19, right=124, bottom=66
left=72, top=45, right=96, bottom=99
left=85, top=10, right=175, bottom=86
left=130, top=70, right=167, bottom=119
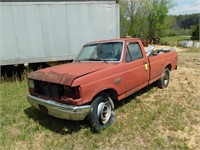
left=27, top=38, right=178, bottom=132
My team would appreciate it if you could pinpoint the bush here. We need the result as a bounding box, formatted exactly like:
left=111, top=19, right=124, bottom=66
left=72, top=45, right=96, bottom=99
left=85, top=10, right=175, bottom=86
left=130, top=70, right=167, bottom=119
left=191, top=25, right=199, bottom=40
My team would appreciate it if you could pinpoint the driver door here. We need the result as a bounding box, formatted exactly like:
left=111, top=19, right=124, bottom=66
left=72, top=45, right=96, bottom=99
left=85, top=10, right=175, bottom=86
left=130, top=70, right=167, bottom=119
left=124, top=42, right=149, bottom=96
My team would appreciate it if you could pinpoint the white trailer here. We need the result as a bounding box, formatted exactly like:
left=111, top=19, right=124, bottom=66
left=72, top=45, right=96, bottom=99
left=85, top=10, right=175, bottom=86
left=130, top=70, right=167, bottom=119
left=0, top=0, right=120, bottom=68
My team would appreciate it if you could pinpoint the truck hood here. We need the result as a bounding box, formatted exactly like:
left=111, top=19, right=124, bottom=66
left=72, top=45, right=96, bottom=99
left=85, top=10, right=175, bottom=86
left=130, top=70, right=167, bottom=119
left=28, top=62, right=112, bottom=85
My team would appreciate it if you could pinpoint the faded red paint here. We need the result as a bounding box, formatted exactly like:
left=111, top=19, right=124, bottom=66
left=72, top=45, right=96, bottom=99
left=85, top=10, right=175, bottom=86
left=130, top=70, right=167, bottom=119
left=28, top=62, right=111, bottom=85
left=28, top=38, right=178, bottom=106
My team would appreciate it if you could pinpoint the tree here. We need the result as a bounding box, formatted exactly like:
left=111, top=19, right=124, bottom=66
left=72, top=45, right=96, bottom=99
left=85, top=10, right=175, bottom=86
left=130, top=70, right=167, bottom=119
left=163, top=15, right=177, bottom=36
left=191, top=25, right=199, bottom=40
left=120, top=0, right=145, bottom=38
left=120, top=0, right=174, bottom=39
left=176, top=14, right=199, bottom=29
left=146, top=0, right=174, bottom=38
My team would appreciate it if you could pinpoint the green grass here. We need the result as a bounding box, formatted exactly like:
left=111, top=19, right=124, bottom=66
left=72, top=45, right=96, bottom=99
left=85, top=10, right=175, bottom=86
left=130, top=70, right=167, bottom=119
left=161, top=35, right=191, bottom=46
left=1, top=51, right=200, bottom=149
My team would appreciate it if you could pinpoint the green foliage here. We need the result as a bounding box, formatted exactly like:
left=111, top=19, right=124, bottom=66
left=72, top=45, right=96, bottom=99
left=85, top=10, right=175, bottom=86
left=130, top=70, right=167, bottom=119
left=191, top=25, right=199, bottom=40
left=176, top=13, right=199, bottom=29
left=148, top=0, right=169, bottom=37
left=166, top=14, right=199, bottom=37
left=163, top=15, right=177, bottom=36
left=120, top=0, right=148, bottom=38
left=120, top=0, right=174, bottom=39
left=120, top=1, right=198, bottom=38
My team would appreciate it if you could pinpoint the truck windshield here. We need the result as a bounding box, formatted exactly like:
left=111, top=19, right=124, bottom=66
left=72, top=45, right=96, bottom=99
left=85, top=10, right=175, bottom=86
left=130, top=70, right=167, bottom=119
left=75, top=42, right=123, bottom=62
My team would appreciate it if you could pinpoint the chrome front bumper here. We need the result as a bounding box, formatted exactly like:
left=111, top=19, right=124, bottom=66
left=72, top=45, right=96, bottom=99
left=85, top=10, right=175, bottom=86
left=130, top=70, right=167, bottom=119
left=27, top=94, right=91, bottom=121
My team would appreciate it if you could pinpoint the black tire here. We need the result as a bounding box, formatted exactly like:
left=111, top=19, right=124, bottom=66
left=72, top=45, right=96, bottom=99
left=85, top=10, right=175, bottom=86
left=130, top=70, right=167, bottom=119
left=88, top=93, right=115, bottom=132
left=157, top=68, right=170, bottom=89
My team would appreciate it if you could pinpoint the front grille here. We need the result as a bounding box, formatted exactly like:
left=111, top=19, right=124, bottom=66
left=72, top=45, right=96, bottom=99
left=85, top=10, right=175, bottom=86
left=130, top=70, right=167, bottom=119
left=34, top=80, right=64, bottom=98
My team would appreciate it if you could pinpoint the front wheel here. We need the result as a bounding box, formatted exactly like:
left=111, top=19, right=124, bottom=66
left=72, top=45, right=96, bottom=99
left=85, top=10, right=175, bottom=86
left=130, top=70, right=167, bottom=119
left=88, top=93, right=115, bottom=132
left=157, top=68, right=170, bottom=89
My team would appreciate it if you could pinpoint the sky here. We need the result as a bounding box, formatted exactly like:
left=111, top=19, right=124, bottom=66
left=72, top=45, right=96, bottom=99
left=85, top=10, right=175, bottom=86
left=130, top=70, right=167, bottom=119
left=169, top=0, right=200, bottom=15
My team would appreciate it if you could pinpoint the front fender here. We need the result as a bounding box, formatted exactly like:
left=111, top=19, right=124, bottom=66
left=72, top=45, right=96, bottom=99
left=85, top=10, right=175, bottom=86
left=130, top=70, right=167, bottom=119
left=80, top=80, right=124, bottom=104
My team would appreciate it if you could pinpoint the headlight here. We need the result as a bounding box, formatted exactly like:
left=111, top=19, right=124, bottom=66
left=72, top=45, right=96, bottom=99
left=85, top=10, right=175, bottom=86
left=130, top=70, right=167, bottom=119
left=28, top=79, right=35, bottom=89
left=63, top=86, right=80, bottom=99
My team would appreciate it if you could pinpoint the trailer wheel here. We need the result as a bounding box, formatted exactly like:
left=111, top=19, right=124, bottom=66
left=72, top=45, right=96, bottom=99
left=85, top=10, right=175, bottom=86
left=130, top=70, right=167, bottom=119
left=88, top=93, right=115, bottom=132
left=157, top=68, right=170, bottom=89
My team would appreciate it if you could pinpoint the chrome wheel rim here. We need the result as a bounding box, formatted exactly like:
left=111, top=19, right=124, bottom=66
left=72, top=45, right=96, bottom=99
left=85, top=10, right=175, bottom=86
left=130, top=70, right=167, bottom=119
left=164, top=77, right=168, bottom=85
left=97, top=101, right=112, bottom=124
left=163, top=72, right=169, bottom=85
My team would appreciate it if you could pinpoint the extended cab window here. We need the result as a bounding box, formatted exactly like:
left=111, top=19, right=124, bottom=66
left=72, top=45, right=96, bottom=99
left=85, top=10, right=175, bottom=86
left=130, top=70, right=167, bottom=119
left=126, top=43, right=143, bottom=62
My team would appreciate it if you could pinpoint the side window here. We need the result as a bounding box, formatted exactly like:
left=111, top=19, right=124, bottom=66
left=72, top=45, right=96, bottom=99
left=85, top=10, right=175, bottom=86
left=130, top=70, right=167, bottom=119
left=126, top=50, right=132, bottom=62
left=126, top=43, right=143, bottom=62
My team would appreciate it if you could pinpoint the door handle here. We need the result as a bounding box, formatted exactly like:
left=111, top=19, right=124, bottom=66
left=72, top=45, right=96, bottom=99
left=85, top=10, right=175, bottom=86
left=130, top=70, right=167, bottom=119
left=143, top=61, right=148, bottom=71
left=143, top=61, right=148, bottom=64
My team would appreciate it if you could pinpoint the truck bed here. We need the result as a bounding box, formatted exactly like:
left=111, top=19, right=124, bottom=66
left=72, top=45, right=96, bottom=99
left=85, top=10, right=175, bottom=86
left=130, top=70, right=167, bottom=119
left=148, top=50, right=178, bottom=84
left=145, top=46, right=176, bottom=57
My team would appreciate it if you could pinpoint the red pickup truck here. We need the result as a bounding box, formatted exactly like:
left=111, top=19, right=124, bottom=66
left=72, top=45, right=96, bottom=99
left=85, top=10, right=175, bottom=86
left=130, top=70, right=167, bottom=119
left=27, top=38, right=178, bottom=132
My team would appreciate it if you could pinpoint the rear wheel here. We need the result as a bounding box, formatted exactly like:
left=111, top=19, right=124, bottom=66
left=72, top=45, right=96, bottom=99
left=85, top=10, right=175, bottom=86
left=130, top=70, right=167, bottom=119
left=88, top=93, right=115, bottom=132
left=157, top=68, right=170, bottom=89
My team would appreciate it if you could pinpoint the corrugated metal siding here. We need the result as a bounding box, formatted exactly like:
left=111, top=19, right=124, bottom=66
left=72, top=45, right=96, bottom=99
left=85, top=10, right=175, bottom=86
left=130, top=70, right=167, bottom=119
left=0, top=2, right=120, bottom=65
